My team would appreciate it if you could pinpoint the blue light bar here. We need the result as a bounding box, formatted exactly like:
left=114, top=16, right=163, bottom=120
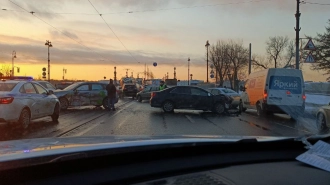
left=0, top=76, right=34, bottom=81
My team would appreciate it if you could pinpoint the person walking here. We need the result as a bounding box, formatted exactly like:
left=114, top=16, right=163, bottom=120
left=159, top=81, right=167, bottom=90
left=106, top=79, right=117, bottom=111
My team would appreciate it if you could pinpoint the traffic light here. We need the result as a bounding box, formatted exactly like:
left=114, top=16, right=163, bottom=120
left=42, top=67, right=46, bottom=79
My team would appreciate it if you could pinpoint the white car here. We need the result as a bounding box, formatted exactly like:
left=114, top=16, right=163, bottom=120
left=0, top=80, right=60, bottom=128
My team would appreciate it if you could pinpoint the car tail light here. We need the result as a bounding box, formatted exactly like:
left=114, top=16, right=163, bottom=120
left=263, top=90, right=267, bottom=102
left=0, top=97, right=14, bottom=104
left=302, top=94, right=306, bottom=100
left=151, top=92, right=156, bottom=98
left=286, top=91, right=291, bottom=95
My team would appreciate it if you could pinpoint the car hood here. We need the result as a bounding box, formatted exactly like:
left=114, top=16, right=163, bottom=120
left=53, top=89, right=72, bottom=97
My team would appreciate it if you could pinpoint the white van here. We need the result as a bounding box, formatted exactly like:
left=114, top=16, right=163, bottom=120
left=239, top=68, right=305, bottom=119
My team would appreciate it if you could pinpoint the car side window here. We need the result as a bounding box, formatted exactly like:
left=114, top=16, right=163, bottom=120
left=92, top=84, right=103, bottom=91
left=46, top=83, right=55, bottom=90
left=22, top=83, right=37, bottom=94
left=76, top=84, right=89, bottom=91
left=171, top=87, right=190, bottom=94
left=191, top=88, right=208, bottom=96
left=34, top=84, right=48, bottom=95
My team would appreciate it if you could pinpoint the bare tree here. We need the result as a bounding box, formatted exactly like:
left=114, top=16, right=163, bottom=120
left=209, top=41, right=230, bottom=86
left=252, top=54, right=270, bottom=69
left=1, top=65, right=11, bottom=77
left=266, top=36, right=291, bottom=68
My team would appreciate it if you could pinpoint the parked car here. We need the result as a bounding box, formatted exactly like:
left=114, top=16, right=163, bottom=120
left=35, top=81, right=57, bottom=91
left=136, top=86, right=159, bottom=102
left=150, top=86, right=232, bottom=114
left=316, top=103, right=330, bottom=132
left=54, top=82, right=118, bottom=110
left=240, top=68, right=305, bottom=119
left=0, top=80, right=60, bottom=128
left=55, top=82, right=74, bottom=90
left=122, top=83, right=138, bottom=99
left=209, top=88, right=240, bottom=109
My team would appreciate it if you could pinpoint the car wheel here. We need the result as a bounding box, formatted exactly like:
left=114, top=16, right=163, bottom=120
left=102, top=97, right=109, bottom=109
left=214, top=103, right=225, bottom=114
left=137, top=96, right=142, bottom=102
left=51, top=103, right=60, bottom=122
left=59, top=97, right=69, bottom=110
left=316, top=112, right=328, bottom=132
left=163, top=101, right=174, bottom=113
left=19, top=108, right=30, bottom=129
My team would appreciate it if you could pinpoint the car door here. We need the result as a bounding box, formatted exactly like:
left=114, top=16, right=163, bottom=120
left=20, top=83, right=42, bottom=118
left=90, top=83, right=106, bottom=106
left=169, top=87, right=191, bottom=108
left=190, top=87, right=213, bottom=110
left=71, top=84, right=91, bottom=106
left=141, top=87, right=151, bottom=99
left=33, top=83, right=55, bottom=116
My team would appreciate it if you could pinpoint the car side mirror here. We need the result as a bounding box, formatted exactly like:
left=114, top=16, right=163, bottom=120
left=48, top=90, right=54, bottom=95
left=208, top=93, right=211, bottom=97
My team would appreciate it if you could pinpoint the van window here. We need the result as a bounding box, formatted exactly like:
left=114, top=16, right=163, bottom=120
left=269, top=76, right=302, bottom=94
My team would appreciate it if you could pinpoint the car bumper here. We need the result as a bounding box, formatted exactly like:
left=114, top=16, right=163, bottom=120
left=262, top=103, right=305, bottom=113
left=150, top=99, right=162, bottom=107
left=123, top=92, right=137, bottom=97
left=0, top=105, right=20, bottom=123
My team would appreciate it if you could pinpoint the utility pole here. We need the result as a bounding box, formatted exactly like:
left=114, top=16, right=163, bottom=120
left=45, top=40, right=53, bottom=82
left=295, top=0, right=301, bottom=70
left=144, top=63, right=146, bottom=80
left=188, top=58, right=190, bottom=85
left=174, top=67, right=176, bottom=79
left=124, top=68, right=129, bottom=78
left=205, top=40, right=210, bottom=83
left=114, top=66, right=117, bottom=82
left=249, top=43, right=252, bottom=74
left=62, top=68, right=67, bottom=80
left=11, top=51, right=16, bottom=76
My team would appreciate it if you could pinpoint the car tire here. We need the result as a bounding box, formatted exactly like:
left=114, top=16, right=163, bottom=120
left=214, top=102, right=225, bottom=114
left=19, top=108, right=30, bottom=129
left=102, top=97, right=109, bottom=109
left=163, top=101, right=174, bottom=113
left=51, top=103, right=60, bottom=122
left=316, top=112, right=328, bottom=132
left=137, top=96, right=142, bottom=102
left=59, top=97, right=69, bottom=110
left=239, top=102, right=246, bottom=113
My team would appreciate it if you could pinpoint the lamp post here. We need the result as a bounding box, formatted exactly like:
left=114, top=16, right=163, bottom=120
left=63, top=68, right=67, bottom=80
left=45, top=40, right=53, bottom=82
left=205, top=40, right=210, bottom=83
left=12, top=51, right=16, bottom=76
left=188, top=57, right=190, bottom=85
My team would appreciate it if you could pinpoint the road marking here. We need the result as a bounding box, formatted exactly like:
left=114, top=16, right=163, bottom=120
left=73, top=102, right=135, bottom=136
left=185, top=115, right=195, bottom=123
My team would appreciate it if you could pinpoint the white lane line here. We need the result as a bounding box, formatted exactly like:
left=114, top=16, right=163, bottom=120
left=185, top=115, right=195, bottom=123
left=74, top=102, right=135, bottom=136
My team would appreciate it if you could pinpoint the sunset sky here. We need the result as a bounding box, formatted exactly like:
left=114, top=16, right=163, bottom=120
left=0, top=0, right=329, bottom=82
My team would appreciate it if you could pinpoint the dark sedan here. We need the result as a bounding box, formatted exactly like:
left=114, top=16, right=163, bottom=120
left=150, top=86, right=232, bottom=114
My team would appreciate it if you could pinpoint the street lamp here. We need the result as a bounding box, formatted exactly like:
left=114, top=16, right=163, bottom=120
left=205, top=40, right=210, bottom=83
left=12, top=51, right=16, bottom=76
left=45, top=40, right=53, bottom=82
left=188, top=57, right=190, bottom=85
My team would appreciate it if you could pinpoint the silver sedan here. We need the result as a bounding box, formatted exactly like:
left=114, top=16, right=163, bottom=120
left=0, top=80, right=60, bottom=128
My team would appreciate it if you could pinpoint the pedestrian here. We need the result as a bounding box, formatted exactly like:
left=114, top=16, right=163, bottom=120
left=106, top=79, right=117, bottom=111
left=159, top=81, right=167, bottom=90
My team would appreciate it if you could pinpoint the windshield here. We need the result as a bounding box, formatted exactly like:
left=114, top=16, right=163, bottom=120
left=63, top=83, right=81, bottom=90
left=0, top=0, right=329, bottom=162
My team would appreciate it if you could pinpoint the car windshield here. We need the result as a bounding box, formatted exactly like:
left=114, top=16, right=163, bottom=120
left=63, top=83, right=81, bottom=90
left=0, top=83, right=17, bottom=91
left=0, top=0, right=329, bottom=165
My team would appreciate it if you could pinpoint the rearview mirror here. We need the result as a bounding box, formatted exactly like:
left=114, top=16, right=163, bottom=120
left=48, top=90, right=54, bottom=95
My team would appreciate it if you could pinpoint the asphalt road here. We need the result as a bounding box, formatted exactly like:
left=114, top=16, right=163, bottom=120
left=0, top=98, right=324, bottom=142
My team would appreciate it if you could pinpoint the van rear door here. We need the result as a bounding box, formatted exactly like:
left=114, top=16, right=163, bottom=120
left=267, top=75, right=304, bottom=107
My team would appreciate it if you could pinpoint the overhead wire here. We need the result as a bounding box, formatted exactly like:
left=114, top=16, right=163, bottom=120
left=3, top=0, right=275, bottom=16
left=7, top=0, right=117, bottom=64
left=302, top=1, right=330, bottom=5
left=88, top=0, right=139, bottom=64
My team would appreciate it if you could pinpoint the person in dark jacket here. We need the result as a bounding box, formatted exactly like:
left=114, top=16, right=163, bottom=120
left=106, top=79, right=117, bottom=111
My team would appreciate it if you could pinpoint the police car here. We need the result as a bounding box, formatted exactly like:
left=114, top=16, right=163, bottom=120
left=0, top=77, right=60, bottom=128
